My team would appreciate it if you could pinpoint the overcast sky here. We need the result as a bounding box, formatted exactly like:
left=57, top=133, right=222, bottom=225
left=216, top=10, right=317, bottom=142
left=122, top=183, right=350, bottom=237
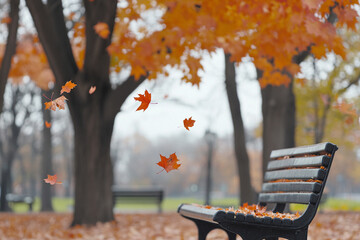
left=113, top=50, right=262, bottom=141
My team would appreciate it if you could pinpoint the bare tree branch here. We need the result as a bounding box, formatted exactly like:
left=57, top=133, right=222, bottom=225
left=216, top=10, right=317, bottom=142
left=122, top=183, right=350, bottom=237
left=105, top=74, right=148, bottom=120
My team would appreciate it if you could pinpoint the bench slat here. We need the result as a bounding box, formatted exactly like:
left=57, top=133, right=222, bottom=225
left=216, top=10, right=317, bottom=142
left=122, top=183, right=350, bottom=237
left=264, top=169, right=326, bottom=182
left=258, top=193, right=319, bottom=204
left=270, top=142, right=337, bottom=159
left=261, top=182, right=322, bottom=193
left=267, top=156, right=330, bottom=171
left=178, top=204, right=217, bottom=223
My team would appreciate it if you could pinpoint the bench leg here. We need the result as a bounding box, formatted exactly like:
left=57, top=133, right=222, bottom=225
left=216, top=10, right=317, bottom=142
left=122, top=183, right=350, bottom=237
left=190, top=219, right=236, bottom=240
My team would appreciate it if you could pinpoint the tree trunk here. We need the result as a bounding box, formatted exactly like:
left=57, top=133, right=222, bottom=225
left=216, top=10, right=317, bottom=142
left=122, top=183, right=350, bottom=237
left=224, top=53, right=256, bottom=205
left=0, top=0, right=20, bottom=112
left=70, top=88, right=115, bottom=226
left=260, top=75, right=296, bottom=177
left=40, top=89, right=54, bottom=211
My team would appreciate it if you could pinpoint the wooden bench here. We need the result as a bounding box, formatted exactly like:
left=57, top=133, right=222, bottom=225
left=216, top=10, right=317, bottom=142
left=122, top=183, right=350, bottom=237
left=6, top=194, right=34, bottom=212
left=112, top=187, right=164, bottom=213
left=178, top=142, right=338, bottom=240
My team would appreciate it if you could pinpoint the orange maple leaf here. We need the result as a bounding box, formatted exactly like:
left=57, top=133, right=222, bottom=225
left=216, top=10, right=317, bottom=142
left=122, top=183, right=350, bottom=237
left=157, top=153, right=181, bottom=173
left=45, top=121, right=51, bottom=128
left=44, top=174, right=62, bottom=185
left=60, top=81, right=77, bottom=94
left=44, top=96, right=68, bottom=111
left=94, top=22, right=110, bottom=39
left=134, top=90, right=151, bottom=111
left=183, top=117, right=195, bottom=130
left=89, top=86, right=96, bottom=94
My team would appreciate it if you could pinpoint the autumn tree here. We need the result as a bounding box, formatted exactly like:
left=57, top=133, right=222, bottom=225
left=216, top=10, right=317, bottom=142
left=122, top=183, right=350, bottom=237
left=2, top=0, right=358, bottom=225
left=296, top=27, right=360, bottom=145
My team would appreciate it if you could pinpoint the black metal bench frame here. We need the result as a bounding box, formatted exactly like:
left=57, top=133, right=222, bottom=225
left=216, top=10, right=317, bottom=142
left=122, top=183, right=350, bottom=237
left=112, top=187, right=164, bottom=213
left=178, top=142, right=338, bottom=240
left=6, top=193, right=34, bottom=212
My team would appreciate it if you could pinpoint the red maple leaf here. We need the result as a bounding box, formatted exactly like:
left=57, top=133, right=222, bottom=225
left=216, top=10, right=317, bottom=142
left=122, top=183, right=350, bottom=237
left=44, top=174, right=62, bottom=185
left=157, top=153, right=181, bottom=173
left=134, top=90, right=151, bottom=111
left=183, top=117, right=195, bottom=130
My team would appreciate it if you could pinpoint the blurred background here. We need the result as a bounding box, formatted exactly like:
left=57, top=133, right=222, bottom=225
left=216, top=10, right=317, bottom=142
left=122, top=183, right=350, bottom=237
left=0, top=0, right=360, bottom=214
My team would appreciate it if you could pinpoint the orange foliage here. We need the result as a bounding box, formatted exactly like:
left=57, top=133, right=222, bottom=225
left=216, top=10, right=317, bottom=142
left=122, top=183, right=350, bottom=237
left=134, top=90, right=151, bottom=111
left=183, top=117, right=195, bottom=131
left=157, top=153, right=181, bottom=173
left=8, top=34, right=54, bottom=90
left=43, top=174, right=62, bottom=185
left=334, top=101, right=357, bottom=117
left=5, top=0, right=358, bottom=89
left=106, top=0, right=357, bottom=86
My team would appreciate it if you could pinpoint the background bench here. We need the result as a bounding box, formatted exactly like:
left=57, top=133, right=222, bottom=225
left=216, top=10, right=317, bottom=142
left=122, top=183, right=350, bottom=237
left=178, top=142, right=338, bottom=240
left=112, top=187, right=164, bottom=213
left=6, top=194, right=34, bottom=212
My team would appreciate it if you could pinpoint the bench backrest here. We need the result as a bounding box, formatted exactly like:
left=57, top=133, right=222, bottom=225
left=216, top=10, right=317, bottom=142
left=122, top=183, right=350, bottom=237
left=258, top=142, right=337, bottom=218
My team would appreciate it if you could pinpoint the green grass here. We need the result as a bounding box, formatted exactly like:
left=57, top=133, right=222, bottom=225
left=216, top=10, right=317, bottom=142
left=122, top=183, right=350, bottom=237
left=9, top=197, right=360, bottom=213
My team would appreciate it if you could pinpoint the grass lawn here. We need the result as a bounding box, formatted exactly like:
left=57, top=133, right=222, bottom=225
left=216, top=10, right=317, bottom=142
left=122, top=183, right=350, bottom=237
left=10, top=197, right=360, bottom=213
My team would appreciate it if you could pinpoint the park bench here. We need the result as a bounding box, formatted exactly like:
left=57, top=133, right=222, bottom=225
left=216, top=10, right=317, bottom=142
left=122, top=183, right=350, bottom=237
left=178, top=142, right=338, bottom=240
left=6, top=193, right=34, bottom=212
left=112, top=186, right=164, bottom=213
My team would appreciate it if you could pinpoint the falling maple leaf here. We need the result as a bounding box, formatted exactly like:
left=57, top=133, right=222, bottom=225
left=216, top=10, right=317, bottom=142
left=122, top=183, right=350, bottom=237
left=45, top=96, right=68, bottom=111
left=60, top=81, right=77, bottom=94
left=134, top=90, right=151, bottom=111
left=157, top=153, right=181, bottom=173
left=94, top=22, right=110, bottom=39
left=44, top=174, right=62, bottom=185
left=45, top=121, right=51, bottom=128
left=183, top=117, right=195, bottom=130
left=89, top=86, right=96, bottom=94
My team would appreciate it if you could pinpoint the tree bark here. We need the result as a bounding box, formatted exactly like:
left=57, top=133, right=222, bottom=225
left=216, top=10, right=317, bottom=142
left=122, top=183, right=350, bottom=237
left=40, top=89, right=54, bottom=211
left=70, top=85, right=116, bottom=225
left=0, top=0, right=20, bottom=112
left=224, top=53, right=256, bottom=204
left=26, top=0, right=146, bottom=225
left=260, top=72, right=296, bottom=177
